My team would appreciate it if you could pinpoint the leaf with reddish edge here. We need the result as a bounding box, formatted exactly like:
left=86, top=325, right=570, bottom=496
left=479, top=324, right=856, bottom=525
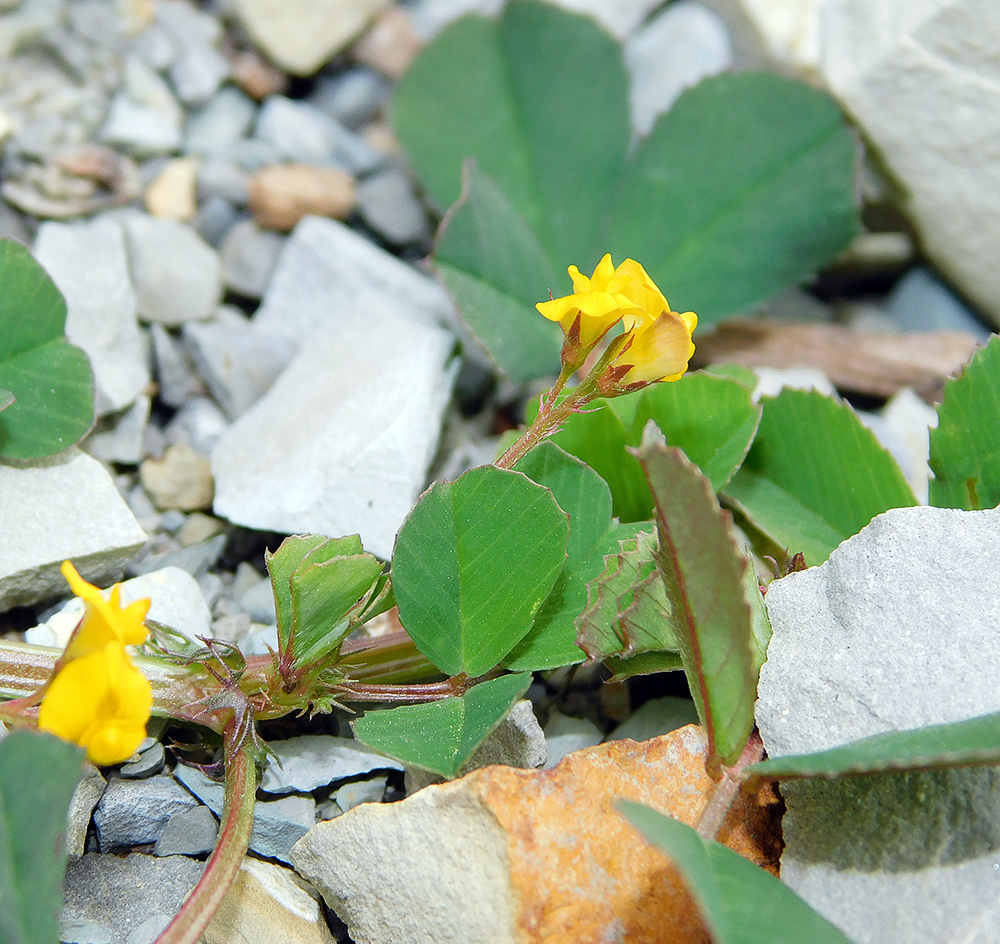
left=634, top=440, right=756, bottom=773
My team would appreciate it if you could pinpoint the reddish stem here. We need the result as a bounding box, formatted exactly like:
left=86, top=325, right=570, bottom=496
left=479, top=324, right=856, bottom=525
left=696, top=728, right=765, bottom=840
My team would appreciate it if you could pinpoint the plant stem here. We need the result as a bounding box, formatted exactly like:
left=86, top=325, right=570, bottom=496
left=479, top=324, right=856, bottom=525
left=154, top=724, right=257, bottom=944
left=696, top=728, right=765, bottom=841
left=496, top=385, right=591, bottom=470
left=334, top=673, right=472, bottom=704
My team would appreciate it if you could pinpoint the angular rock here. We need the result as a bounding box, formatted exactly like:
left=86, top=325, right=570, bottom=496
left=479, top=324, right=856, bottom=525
left=119, top=741, right=167, bottom=780
left=153, top=804, right=219, bottom=856
left=820, top=0, right=1000, bottom=327
left=0, top=448, right=146, bottom=611
left=100, top=55, right=183, bottom=155
left=62, top=854, right=204, bottom=944
left=140, top=442, right=215, bottom=511
left=334, top=776, right=387, bottom=813
left=162, top=395, right=231, bottom=457
left=309, top=67, right=390, bottom=129
left=248, top=163, right=356, bottom=232
left=67, top=764, right=107, bottom=860
left=355, top=165, right=430, bottom=245
left=205, top=858, right=336, bottom=944
left=292, top=727, right=778, bottom=944
left=155, top=0, right=230, bottom=106
left=233, top=0, right=393, bottom=76
left=220, top=218, right=285, bottom=297
left=145, top=157, right=199, bottom=221
left=606, top=696, right=700, bottom=743
left=93, top=774, right=200, bottom=850
left=884, top=266, right=991, bottom=341
left=542, top=711, right=602, bottom=768
left=121, top=213, right=222, bottom=326
left=211, top=309, right=457, bottom=559
left=186, top=87, right=257, bottom=158
left=351, top=7, right=424, bottom=80
left=33, top=217, right=149, bottom=416
left=758, top=505, right=1000, bottom=944
left=83, top=396, right=151, bottom=466
left=259, top=735, right=404, bottom=795
left=150, top=324, right=206, bottom=408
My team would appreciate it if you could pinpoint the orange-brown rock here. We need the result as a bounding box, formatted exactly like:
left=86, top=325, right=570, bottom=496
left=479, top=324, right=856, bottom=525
left=291, top=724, right=780, bottom=944
left=248, top=164, right=356, bottom=232
left=351, top=7, right=424, bottom=80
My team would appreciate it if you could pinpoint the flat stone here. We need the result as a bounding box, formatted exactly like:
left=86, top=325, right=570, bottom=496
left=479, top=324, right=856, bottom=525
left=140, top=442, right=215, bottom=511
left=351, top=7, right=425, bottom=80
left=309, top=67, right=390, bottom=129
left=233, top=0, right=392, bottom=76
left=211, top=309, right=457, bottom=560
left=884, top=267, right=991, bottom=341
left=820, top=0, right=1000, bottom=327
left=606, top=696, right=701, bottom=743
left=334, top=776, right=387, bottom=813
left=220, top=218, right=285, bottom=297
left=757, top=505, right=1000, bottom=944
left=93, top=774, right=200, bottom=850
left=259, top=735, right=404, bottom=794
left=145, top=157, right=199, bottom=221
left=155, top=0, right=230, bottom=106
left=62, top=854, right=204, bottom=944
left=119, top=741, right=166, bottom=780
left=185, top=87, right=257, bottom=158
left=100, top=55, right=183, bottom=155
left=67, top=764, right=107, bottom=860
left=0, top=448, right=146, bottom=612
left=153, top=804, right=219, bottom=856
left=121, top=213, right=222, bottom=326
left=33, top=217, right=149, bottom=416
left=205, top=857, right=335, bottom=944
left=292, top=727, right=778, bottom=944
left=161, top=395, right=231, bottom=457
left=355, top=166, right=431, bottom=245
left=82, top=396, right=151, bottom=465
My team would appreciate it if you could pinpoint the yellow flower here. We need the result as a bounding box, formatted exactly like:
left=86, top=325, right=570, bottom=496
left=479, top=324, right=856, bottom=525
left=36, top=562, right=153, bottom=765
left=536, top=253, right=646, bottom=351
left=606, top=308, right=698, bottom=391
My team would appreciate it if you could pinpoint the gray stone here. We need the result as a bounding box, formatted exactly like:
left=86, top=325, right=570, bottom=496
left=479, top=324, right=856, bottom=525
left=625, top=2, right=732, bottom=138
left=34, top=218, right=150, bottom=416
left=186, top=88, right=257, bottom=157
left=129, top=533, right=226, bottom=580
left=334, top=776, right=387, bottom=813
left=356, top=166, right=431, bottom=245
left=130, top=22, right=177, bottom=72
left=150, top=324, right=206, bottom=408
left=121, top=213, right=222, bottom=326
left=162, top=395, right=231, bottom=456
left=211, top=310, right=457, bottom=560
left=93, top=774, right=200, bottom=850
left=195, top=196, right=241, bottom=247
left=100, top=56, right=183, bottom=155
left=67, top=765, right=107, bottom=860
left=153, top=804, right=218, bottom=856
left=60, top=916, right=115, bottom=944
left=220, top=218, right=285, bottom=298
left=259, top=735, right=404, bottom=794
left=62, top=853, right=204, bottom=944
left=155, top=0, right=229, bottom=106
left=309, top=68, right=390, bottom=129
left=0, top=449, right=147, bottom=612
left=125, top=914, right=172, bottom=944
left=605, top=696, right=700, bottom=743
left=235, top=571, right=277, bottom=623
left=884, top=267, right=991, bottom=342
left=757, top=505, right=1000, bottom=944
left=196, top=157, right=252, bottom=205
left=119, top=742, right=166, bottom=780
left=83, top=396, right=151, bottom=466
left=542, top=712, right=603, bottom=768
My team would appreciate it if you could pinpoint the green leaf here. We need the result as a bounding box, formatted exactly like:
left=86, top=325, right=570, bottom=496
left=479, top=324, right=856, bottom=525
left=723, top=389, right=917, bottom=565
left=352, top=672, right=532, bottom=778
left=619, top=801, right=856, bottom=944
left=435, top=162, right=562, bottom=382
left=636, top=441, right=755, bottom=771
left=392, top=465, right=569, bottom=676
left=746, top=710, right=1000, bottom=785
left=743, top=562, right=771, bottom=682
left=0, top=730, right=85, bottom=944
left=929, top=336, right=1000, bottom=510
left=0, top=240, right=94, bottom=459
left=610, top=72, right=859, bottom=324
left=605, top=650, right=684, bottom=682
left=393, top=0, right=629, bottom=267
left=631, top=372, right=762, bottom=492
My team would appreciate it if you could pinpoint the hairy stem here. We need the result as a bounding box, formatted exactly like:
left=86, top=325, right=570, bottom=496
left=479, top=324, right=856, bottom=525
left=696, top=728, right=765, bottom=840
left=334, top=673, right=472, bottom=704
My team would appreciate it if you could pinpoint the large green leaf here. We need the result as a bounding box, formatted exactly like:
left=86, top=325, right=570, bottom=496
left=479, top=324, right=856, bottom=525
left=0, top=240, right=94, bottom=459
left=619, top=802, right=856, bottom=944
left=929, top=336, right=1000, bottom=510
left=0, top=730, right=85, bottom=944
left=435, top=162, right=562, bottom=383
left=723, top=389, right=917, bottom=565
left=746, top=710, right=1000, bottom=785
left=352, top=672, right=532, bottom=778
left=392, top=465, right=569, bottom=677
left=610, top=72, right=859, bottom=323
left=393, top=0, right=629, bottom=267
left=637, top=441, right=756, bottom=771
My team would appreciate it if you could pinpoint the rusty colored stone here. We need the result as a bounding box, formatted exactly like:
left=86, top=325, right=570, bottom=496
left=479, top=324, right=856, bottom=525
left=248, top=164, right=356, bottom=232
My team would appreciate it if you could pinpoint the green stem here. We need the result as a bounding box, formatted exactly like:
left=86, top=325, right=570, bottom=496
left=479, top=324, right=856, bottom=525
left=696, top=728, right=765, bottom=840
left=495, top=384, right=593, bottom=470
left=154, top=724, right=258, bottom=944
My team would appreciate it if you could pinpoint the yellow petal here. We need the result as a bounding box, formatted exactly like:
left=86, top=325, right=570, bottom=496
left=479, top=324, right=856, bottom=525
left=615, top=310, right=696, bottom=386
left=61, top=561, right=151, bottom=658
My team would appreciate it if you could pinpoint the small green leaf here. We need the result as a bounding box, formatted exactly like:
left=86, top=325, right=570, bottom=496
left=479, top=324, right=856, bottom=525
left=393, top=0, right=629, bottom=267
left=605, top=650, right=684, bottom=682
left=743, top=563, right=772, bottom=681
left=0, top=730, right=85, bottom=944
left=392, top=466, right=569, bottom=677
left=0, top=240, right=94, bottom=459
left=619, top=801, right=856, bottom=944
left=636, top=441, right=755, bottom=770
left=435, top=162, right=561, bottom=382
left=929, top=336, right=1000, bottom=510
left=631, top=372, right=762, bottom=493
left=746, top=711, right=1000, bottom=785
left=610, top=72, right=859, bottom=324
left=723, top=389, right=917, bottom=565
left=352, top=672, right=532, bottom=778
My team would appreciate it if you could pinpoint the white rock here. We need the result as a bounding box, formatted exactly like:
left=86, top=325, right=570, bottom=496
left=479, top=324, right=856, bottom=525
left=185, top=88, right=257, bottom=158
left=121, top=213, right=222, bottom=326
left=0, top=449, right=147, bottom=611
left=150, top=324, right=206, bottom=408
left=881, top=387, right=938, bottom=504
left=819, top=0, right=1000, bottom=327
left=884, top=267, right=990, bottom=341
left=100, top=55, right=184, bottom=155
left=67, top=765, right=107, bottom=859
left=259, top=736, right=404, bottom=795
left=757, top=505, right=1000, bottom=944
left=751, top=365, right=836, bottom=401
left=254, top=95, right=340, bottom=164
left=155, top=0, right=230, bottom=106
left=33, top=218, right=150, bottom=416
left=212, top=309, right=457, bottom=559
left=232, top=0, right=392, bottom=76
left=543, top=712, right=603, bottom=768
left=698, top=0, right=825, bottom=69
left=355, top=166, right=431, bottom=245
left=83, top=396, right=151, bottom=466
left=220, top=218, right=285, bottom=298
left=625, top=2, right=732, bottom=138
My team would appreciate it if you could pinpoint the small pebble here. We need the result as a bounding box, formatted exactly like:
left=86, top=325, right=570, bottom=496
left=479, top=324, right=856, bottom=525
left=153, top=805, right=219, bottom=857
left=145, top=157, right=199, bottom=220
left=140, top=442, right=215, bottom=512
left=248, top=163, right=356, bottom=232
left=119, top=741, right=166, bottom=779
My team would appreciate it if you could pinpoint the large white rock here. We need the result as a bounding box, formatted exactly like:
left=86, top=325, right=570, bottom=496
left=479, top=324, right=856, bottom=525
left=757, top=505, right=1000, bottom=944
left=211, top=304, right=457, bottom=560
left=818, top=0, right=1000, bottom=326
left=0, top=448, right=147, bottom=611
left=33, top=218, right=150, bottom=416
